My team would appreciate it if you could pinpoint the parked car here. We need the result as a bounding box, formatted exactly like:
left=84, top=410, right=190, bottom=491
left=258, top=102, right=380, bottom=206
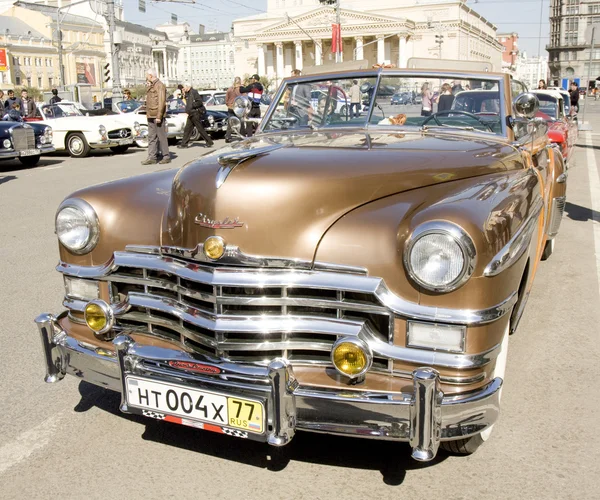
left=25, top=102, right=135, bottom=158
left=35, top=68, right=566, bottom=464
left=0, top=121, right=54, bottom=166
left=532, top=89, right=577, bottom=164
left=166, top=98, right=228, bottom=139
left=391, top=92, right=412, bottom=105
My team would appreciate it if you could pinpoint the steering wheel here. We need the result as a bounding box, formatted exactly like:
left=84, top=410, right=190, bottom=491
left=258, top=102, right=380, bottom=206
left=422, top=110, right=494, bottom=132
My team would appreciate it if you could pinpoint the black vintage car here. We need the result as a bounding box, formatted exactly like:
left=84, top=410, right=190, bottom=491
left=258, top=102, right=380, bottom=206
left=165, top=98, right=228, bottom=139
left=0, top=121, right=55, bottom=166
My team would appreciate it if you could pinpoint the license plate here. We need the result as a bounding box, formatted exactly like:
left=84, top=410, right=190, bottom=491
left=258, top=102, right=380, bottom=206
left=20, top=149, right=40, bottom=156
left=126, top=376, right=264, bottom=434
left=119, top=138, right=133, bottom=145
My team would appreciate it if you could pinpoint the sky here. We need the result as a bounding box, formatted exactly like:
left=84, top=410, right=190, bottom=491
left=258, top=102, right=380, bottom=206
left=122, top=0, right=550, bottom=58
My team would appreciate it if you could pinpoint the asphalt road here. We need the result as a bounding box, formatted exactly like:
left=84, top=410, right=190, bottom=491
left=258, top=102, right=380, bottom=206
left=1, top=116, right=599, bottom=500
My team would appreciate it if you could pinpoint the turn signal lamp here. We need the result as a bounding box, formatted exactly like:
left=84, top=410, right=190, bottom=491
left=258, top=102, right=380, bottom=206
left=331, top=339, right=372, bottom=379
left=203, top=236, right=225, bottom=260
left=84, top=300, right=113, bottom=334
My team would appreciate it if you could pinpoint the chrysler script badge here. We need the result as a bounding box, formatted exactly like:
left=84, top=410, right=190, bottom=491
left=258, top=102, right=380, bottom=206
left=194, top=213, right=244, bottom=229
left=168, top=360, right=222, bottom=375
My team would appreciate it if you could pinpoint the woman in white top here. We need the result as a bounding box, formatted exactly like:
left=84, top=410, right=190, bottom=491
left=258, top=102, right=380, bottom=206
left=421, top=82, right=434, bottom=117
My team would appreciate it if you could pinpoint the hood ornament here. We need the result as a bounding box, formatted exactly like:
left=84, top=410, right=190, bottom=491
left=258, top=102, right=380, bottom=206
left=215, top=143, right=287, bottom=189
left=194, top=213, right=244, bottom=229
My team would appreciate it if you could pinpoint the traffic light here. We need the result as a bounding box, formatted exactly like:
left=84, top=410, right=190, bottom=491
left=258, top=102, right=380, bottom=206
left=103, top=63, right=110, bottom=83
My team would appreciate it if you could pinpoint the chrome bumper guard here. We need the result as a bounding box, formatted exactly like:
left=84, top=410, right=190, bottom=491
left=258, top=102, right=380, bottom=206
left=35, top=313, right=502, bottom=462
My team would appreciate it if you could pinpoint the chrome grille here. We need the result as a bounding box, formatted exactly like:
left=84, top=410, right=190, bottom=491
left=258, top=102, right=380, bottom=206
left=107, top=255, right=393, bottom=368
left=549, top=196, right=566, bottom=237
left=12, top=128, right=35, bottom=150
left=107, top=128, right=132, bottom=139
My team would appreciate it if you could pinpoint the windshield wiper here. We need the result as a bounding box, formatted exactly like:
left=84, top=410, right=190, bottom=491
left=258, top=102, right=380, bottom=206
left=421, top=124, right=475, bottom=132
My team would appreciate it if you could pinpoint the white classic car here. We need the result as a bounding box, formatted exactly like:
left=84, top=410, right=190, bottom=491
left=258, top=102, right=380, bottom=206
left=34, top=102, right=137, bottom=157
left=111, top=100, right=186, bottom=148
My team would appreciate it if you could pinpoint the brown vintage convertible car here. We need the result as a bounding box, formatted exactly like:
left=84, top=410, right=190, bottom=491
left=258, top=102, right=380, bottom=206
left=36, top=68, right=566, bottom=462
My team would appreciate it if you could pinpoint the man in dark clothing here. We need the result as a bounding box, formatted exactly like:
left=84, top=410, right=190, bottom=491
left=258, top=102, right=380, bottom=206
left=177, top=84, right=214, bottom=149
left=569, top=82, right=580, bottom=113
left=4, top=90, right=21, bottom=110
left=239, top=74, right=263, bottom=136
left=50, top=89, right=62, bottom=104
left=20, top=89, right=36, bottom=118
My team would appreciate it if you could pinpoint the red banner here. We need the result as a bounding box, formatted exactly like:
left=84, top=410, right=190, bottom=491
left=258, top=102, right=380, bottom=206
left=0, top=49, right=7, bottom=71
left=331, top=24, right=342, bottom=54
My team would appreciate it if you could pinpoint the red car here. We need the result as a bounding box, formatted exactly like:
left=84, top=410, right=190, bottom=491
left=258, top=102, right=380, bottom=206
left=532, top=90, right=576, bottom=165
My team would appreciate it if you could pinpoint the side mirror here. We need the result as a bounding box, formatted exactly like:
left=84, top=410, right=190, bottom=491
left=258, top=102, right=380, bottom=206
left=234, top=95, right=251, bottom=118
left=514, top=93, right=540, bottom=119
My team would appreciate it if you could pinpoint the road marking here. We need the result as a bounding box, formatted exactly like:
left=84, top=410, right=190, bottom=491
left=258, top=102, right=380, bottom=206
left=0, top=414, right=62, bottom=475
left=584, top=131, right=600, bottom=294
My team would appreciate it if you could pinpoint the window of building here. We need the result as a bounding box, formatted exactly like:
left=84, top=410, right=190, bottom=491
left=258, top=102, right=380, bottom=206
left=15, top=76, right=21, bottom=85
left=589, top=3, right=600, bottom=14
left=566, top=0, right=579, bottom=14
left=48, top=77, right=53, bottom=87
left=26, top=77, right=31, bottom=86
left=38, top=76, right=42, bottom=87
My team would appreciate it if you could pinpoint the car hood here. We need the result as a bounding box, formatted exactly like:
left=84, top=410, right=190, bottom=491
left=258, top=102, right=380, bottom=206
left=162, top=129, right=518, bottom=262
left=43, top=115, right=131, bottom=131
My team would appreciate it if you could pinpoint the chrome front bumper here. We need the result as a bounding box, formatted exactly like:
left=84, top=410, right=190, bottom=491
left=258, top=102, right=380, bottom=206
left=35, top=313, right=502, bottom=462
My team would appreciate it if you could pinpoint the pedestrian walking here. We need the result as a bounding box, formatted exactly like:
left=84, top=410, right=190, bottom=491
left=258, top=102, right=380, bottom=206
left=569, top=81, right=580, bottom=114
left=177, top=83, right=214, bottom=149
left=437, top=83, right=454, bottom=113
left=142, top=68, right=171, bottom=165
left=349, top=79, right=361, bottom=118
left=288, top=69, right=311, bottom=125
left=20, top=89, right=36, bottom=118
left=4, top=90, right=21, bottom=110
left=421, top=82, right=434, bottom=116
left=49, top=89, right=62, bottom=104
left=239, top=74, right=263, bottom=136
left=225, top=76, right=242, bottom=143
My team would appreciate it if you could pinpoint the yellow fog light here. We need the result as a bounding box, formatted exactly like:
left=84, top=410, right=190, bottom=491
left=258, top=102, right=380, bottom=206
left=331, top=338, right=372, bottom=379
left=84, top=300, right=114, bottom=334
left=203, top=236, right=225, bottom=260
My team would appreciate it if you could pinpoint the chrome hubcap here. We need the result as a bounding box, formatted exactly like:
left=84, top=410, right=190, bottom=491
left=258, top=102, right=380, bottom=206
left=69, top=137, right=83, bottom=154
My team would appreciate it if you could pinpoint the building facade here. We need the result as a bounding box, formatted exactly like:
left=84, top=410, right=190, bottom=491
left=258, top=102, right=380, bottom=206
left=497, top=32, right=519, bottom=73
left=0, top=2, right=105, bottom=91
left=178, top=30, right=236, bottom=90
left=548, top=0, right=600, bottom=87
left=516, top=52, right=549, bottom=89
left=233, top=0, right=503, bottom=87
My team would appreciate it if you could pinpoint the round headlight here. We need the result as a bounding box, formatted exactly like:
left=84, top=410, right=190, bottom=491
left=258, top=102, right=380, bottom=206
left=39, top=136, right=47, bottom=145
left=99, top=125, right=106, bottom=136
left=55, top=198, right=100, bottom=254
left=405, top=222, right=476, bottom=292
left=3, top=139, right=11, bottom=148
left=331, top=338, right=372, bottom=378
left=84, top=300, right=114, bottom=334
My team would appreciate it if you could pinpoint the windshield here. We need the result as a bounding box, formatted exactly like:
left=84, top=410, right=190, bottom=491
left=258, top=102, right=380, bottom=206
left=167, top=99, right=186, bottom=113
left=262, top=74, right=505, bottom=136
left=41, top=103, right=83, bottom=118
left=534, top=94, right=559, bottom=120
left=116, top=100, right=142, bottom=113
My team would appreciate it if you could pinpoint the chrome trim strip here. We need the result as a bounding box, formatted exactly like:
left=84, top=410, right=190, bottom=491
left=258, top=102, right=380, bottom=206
left=483, top=197, right=544, bottom=277
left=59, top=251, right=517, bottom=326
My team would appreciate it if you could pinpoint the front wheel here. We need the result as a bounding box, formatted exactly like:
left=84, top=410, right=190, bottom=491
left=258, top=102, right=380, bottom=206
left=66, top=132, right=90, bottom=158
left=110, top=145, right=129, bottom=154
left=190, top=127, right=200, bottom=142
left=18, top=155, right=40, bottom=167
left=135, top=125, right=149, bottom=148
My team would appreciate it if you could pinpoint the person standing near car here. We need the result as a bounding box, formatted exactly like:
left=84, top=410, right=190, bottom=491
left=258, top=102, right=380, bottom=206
left=239, top=74, right=263, bottom=136
left=349, top=80, right=361, bottom=118
left=142, top=68, right=171, bottom=165
left=4, top=90, right=21, bottom=111
left=288, top=69, right=311, bottom=125
left=20, top=89, right=36, bottom=118
left=437, top=83, right=455, bottom=113
left=421, top=82, right=434, bottom=116
left=50, top=89, right=62, bottom=104
left=177, top=83, right=214, bottom=149
left=225, top=76, right=242, bottom=143
left=569, top=81, right=580, bottom=114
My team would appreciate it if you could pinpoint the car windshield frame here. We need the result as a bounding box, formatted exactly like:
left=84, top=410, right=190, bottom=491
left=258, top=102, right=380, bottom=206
left=257, top=69, right=509, bottom=138
left=115, top=100, right=142, bottom=113
left=40, top=103, right=84, bottom=119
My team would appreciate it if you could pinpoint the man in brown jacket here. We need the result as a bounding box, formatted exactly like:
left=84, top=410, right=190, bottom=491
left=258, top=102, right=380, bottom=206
left=142, top=68, right=170, bottom=165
